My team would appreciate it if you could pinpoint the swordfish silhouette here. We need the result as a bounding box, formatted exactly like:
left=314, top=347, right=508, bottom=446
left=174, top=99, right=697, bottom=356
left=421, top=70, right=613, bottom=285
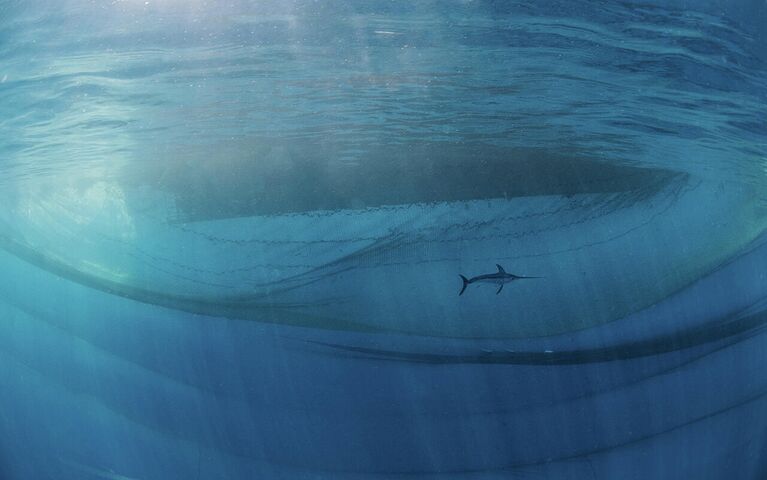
left=459, top=264, right=542, bottom=296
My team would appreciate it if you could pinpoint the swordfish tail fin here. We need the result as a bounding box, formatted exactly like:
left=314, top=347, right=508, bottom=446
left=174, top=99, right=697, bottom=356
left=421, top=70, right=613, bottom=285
left=459, top=275, right=470, bottom=296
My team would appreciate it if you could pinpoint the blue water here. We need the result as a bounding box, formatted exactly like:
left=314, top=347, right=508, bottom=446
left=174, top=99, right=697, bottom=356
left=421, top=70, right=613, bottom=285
left=1, top=0, right=766, bottom=478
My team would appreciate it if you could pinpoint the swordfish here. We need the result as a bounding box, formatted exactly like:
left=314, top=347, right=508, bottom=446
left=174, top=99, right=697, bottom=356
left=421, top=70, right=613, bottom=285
left=459, top=264, right=542, bottom=295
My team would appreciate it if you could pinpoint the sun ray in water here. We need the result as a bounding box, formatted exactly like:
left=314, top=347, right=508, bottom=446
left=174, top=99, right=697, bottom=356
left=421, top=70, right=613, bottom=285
left=0, top=0, right=766, bottom=478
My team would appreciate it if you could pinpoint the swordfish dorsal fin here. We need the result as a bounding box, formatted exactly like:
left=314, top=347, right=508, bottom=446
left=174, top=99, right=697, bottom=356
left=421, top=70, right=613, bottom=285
left=496, top=264, right=506, bottom=274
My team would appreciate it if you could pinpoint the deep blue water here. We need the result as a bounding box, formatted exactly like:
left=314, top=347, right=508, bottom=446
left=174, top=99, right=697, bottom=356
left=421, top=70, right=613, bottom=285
left=0, top=0, right=766, bottom=478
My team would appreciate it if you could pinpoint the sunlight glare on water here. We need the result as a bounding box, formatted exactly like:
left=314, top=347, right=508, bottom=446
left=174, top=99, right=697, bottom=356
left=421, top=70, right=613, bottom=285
left=4, top=0, right=766, bottom=336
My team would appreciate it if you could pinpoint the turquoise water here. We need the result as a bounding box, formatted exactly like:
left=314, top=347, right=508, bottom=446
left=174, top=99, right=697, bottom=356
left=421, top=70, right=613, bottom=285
left=0, top=0, right=766, bottom=478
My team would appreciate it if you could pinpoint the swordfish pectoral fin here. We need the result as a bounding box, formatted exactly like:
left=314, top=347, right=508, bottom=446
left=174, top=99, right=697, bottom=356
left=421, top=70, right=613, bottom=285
left=496, top=283, right=503, bottom=295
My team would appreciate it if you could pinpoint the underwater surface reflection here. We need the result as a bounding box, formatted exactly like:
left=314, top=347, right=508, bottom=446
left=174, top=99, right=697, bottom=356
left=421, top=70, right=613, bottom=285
left=0, top=0, right=766, bottom=478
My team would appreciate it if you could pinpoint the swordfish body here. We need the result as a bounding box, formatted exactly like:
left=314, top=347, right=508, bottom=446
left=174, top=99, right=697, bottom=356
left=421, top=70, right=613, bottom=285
left=459, top=264, right=541, bottom=295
